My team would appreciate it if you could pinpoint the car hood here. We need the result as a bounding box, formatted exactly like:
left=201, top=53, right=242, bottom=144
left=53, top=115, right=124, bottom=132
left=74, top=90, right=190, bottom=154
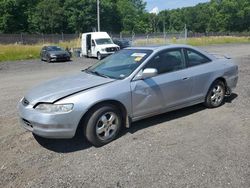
left=100, top=44, right=119, bottom=48
left=25, top=72, right=115, bottom=104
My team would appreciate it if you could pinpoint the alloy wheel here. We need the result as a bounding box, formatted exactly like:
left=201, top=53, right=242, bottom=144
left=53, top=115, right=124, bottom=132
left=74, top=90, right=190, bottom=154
left=210, top=85, right=224, bottom=106
left=95, top=112, right=119, bottom=141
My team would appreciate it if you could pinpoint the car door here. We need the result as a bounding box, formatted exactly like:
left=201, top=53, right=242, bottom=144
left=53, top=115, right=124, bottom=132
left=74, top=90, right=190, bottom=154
left=184, top=48, right=213, bottom=100
left=86, top=34, right=91, bottom=56
left=131, top=48, right=194, bottom=118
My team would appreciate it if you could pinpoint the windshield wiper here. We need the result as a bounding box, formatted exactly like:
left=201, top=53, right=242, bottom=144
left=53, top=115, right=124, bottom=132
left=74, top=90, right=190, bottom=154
left=81, top=66, right=91, bottom=72
left=92, top=71, right=110, bottom=78
left=85, top=69, right=111, bottom=79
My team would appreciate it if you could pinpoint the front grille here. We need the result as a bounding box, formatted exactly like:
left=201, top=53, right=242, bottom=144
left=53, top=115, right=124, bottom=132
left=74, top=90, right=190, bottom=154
left=59, top=54, right=68, bottom=58
left=22, top=98, right=29, bottom=106
left=22, top=118, right=33, bottom=128
left=106, top=47, right=118, bottom=52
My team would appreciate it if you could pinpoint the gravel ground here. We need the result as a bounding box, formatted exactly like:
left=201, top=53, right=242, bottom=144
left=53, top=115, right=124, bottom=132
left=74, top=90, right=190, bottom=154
left=0, top=44, right=249, bottom=188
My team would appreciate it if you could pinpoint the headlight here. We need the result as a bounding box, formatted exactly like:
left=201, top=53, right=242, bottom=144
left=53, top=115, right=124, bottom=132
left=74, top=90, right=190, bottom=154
left=101, top=48, right=106, bottom=52
left=50, top=54, right=57, bottom=58
left=35, top=103, right=73, bottom=113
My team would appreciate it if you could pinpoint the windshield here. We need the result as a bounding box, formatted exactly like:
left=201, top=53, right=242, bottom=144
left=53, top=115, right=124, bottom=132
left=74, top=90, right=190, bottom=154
left=95, top=38, right=113, bottom=45
left=47, top=46, right=63, bottom=51
left=87, top=49, right=153, bottom=79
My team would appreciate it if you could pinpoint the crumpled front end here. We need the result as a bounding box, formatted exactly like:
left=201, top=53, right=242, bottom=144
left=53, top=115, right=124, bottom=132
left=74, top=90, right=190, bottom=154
left=18, top=97, right=85, bottom=138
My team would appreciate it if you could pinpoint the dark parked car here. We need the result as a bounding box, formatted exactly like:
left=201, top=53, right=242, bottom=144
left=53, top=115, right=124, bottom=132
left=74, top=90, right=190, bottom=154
left=113, top=38, right=131, bottom=49
left=40, top=46, right=70, bottom=63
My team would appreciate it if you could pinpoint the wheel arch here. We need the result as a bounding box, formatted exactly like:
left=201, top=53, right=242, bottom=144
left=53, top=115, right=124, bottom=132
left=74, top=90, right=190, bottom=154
left=213, top=77, right=230, bottom=94
left=204, top=76, right=227, bottom=108
left=205, top=76, right=229, bottom=98
left=78, top=100, right=130, bottom=131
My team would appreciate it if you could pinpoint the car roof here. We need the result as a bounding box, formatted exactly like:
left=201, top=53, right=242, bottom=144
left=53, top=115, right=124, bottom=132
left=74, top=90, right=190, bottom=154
left=126, top=44, right=216, bottom=60
left=47, top=45, right=60, bottom=48
left=126, top=44, right=195, bottom=51
left=43, top=45, right=60, bottom=48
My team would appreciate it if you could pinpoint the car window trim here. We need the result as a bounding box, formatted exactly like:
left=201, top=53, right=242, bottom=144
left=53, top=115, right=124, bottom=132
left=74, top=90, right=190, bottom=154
left=90, top=49, right=153, bottom=80
left=142, top=47, right=187, bottom=77
left=184, top=48, right=212, bottom=68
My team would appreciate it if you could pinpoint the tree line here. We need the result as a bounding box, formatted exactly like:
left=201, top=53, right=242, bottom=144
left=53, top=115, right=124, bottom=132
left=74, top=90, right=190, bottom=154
left=0, top=0, right=249, bottom=34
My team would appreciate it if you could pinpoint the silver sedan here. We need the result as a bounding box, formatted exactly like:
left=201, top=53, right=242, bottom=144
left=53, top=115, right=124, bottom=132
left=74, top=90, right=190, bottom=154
left=18, top=45, right=238, bottom=146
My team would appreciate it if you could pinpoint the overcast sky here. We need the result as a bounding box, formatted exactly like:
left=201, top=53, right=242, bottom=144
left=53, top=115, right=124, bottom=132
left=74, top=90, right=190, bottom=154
left=145, top=0, right=210, bottom=11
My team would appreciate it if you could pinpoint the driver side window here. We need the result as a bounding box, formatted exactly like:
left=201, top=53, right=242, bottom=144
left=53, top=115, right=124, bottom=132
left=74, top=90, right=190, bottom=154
left=145, top=49, right=185, bottom=74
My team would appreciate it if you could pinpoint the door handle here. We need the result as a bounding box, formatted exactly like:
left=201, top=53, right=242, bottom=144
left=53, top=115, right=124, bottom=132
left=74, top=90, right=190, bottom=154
left=182, top=77, right=189, bottom=80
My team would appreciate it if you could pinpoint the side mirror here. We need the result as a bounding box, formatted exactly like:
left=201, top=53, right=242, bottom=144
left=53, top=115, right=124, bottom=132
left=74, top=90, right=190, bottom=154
left=134, top=68, right=158, bottom=80
left=142, top=68, right=158, bottom=79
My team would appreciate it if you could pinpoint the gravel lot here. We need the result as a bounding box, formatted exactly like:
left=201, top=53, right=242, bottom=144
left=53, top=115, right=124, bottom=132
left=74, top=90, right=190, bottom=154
left=0, top=44, right=249, bottom=188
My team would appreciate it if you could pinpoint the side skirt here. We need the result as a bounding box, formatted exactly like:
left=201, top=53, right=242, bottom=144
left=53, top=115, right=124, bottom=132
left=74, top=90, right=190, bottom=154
left=129, top=98, right=204, bottom=125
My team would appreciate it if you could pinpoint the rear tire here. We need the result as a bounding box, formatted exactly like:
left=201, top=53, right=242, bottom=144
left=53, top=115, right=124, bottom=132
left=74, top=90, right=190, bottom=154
left=84, top=105, right=122, bottom=147
left=204, top=80, right=225, bottom=108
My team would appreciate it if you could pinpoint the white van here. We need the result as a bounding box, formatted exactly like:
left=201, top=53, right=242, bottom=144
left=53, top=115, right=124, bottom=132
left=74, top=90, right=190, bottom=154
left=81, top=32, right=120, bottom=60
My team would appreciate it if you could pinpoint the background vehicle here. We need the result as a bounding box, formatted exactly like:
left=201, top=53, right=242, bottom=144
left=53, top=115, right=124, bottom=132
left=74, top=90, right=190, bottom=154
left=81, top=32, right=120, bottom=60
left=19, top=45, right=238, bottom=146
left=40, top=46, right=70, bottom=63
left=113, top=38, right=131, bottom=49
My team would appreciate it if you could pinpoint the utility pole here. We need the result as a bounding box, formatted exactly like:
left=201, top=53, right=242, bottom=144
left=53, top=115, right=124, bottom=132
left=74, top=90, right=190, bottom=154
left=97, top=0, right=100, bottom=31
left=163, top=11, right=166, bottom=39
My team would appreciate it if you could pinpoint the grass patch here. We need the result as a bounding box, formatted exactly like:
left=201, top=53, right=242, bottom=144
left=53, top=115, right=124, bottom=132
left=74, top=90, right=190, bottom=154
left=58, top=38, right=81, bottom=49
left=0, top=44, right=41, bottom=62
left=0, top=38, right=80, bottom=62
left=134, top=36, right=250, bottom=46
left=0, top=36, right=249, bottom=62
left=186, top=36, right=250, bottom=46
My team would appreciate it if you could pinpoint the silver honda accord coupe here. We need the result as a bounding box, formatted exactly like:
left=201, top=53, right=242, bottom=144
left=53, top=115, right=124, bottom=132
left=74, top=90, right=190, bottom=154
left=18, top=44, right=238, bottom=146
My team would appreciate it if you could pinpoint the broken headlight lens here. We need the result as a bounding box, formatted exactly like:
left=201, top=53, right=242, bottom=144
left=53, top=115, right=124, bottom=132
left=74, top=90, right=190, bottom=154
left=35, top=103, right=73, bottom=114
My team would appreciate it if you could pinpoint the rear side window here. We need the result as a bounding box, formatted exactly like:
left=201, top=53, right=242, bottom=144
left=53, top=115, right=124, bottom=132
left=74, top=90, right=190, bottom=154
left=145, top=49, right=185, bottom=74
left=186, top=49, right=211, bottom=67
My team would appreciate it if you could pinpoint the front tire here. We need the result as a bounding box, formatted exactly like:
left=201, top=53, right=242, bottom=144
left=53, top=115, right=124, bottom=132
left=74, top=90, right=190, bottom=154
left=97, top=52, right=102, bottom=60
left=46, top=56, right=51, bottom=63
left=84, top=105, right=122, bottom=147
left=204, top=80, right=225, bottom=108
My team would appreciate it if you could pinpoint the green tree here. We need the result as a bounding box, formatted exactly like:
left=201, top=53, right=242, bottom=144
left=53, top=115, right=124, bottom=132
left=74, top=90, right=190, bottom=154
left=63, top=0, right=96, bottom=33
left=0, top=0, right=30, bottom=33
left=117, top=0, right=148, bottom=33
left=31, top=0, right=65, bottom=33
left=99, top=0, right=122, bottom=33
left=0, top=0, right=250, bottom=34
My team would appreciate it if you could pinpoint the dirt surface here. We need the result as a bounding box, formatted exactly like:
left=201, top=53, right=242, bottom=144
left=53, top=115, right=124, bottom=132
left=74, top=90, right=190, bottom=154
left=0, top=44, right=249, bottom=188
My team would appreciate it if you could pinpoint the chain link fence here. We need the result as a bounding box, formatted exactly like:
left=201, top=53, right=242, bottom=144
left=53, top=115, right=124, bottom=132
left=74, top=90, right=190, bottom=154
left=110, top=32, right=187, bottom=46
left=0, top=33, right=79, bottom=44
left=0, top=32, right=186, bottom=46
left=0, top=32, right=249, bottom=45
